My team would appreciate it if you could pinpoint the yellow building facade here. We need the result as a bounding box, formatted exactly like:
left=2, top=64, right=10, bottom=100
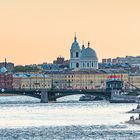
left=47, top=71, right=129, bottom=90
left=13, top=74, right=52, bottom=90
left=13, top=72, right=140, bottom=90
left=129, top=75, right=140, bottom=89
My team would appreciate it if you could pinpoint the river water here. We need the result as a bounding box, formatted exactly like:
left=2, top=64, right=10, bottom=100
left=0, top=95, right=139, bottom=140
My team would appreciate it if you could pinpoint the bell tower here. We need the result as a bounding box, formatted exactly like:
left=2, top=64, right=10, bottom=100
left=70, top=34, right=81, bottom=69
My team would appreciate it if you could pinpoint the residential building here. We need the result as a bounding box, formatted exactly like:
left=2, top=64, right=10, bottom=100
left=13, top=73, right=52, bottom=90
left=45, top=70, right=128, bottom=90
left=0, top=67, right=13, bottom=89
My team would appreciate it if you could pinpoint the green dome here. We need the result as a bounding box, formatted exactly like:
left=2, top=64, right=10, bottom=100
left=81, top=47, right=97, bottom=59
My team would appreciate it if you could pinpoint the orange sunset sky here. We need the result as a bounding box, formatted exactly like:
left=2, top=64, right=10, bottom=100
left=0, top=0, right=140, bottom=65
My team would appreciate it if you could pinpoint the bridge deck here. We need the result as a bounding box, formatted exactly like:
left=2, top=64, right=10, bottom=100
left=0, top=89, right=111, bottom=100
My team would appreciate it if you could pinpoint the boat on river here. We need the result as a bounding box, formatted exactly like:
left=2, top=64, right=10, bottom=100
left=110, top=90, right=137, bottom=103
left=126, top=96, right=140, bottom=125
left=79, top=95, right=103, bottom=101
left=128, top=95, right=140, bottom=113
left=125, top=114, right=140, bottom=125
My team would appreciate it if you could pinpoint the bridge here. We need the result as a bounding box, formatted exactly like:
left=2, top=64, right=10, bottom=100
left=0, top=89, right=111, bottom=103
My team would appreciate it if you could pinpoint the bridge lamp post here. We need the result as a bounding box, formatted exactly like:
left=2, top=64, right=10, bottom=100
left=34, top=73, right=40, bottom=90
left=79, top=74, right=82, bottom=89
left=131, top=75, right=134, bottom=90
left=86, top=73, right=90, bottom=89
left=35, top=73, right=37, bottom=89
left=51, top=76, right=54, bottom=90
left=4, top=74, right=6, bottom=90
left=90, top=80, right=93, bottom=89
left=68, top=80, right=71, bottom=88
left=29, top=74, right=31, bottom=90
left=43, top=74, right=46, bottom=90
left=54, top=81, right=58, bottom=89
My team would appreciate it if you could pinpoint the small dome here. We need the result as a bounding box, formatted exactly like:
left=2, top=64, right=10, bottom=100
left=70, top=36, right=80, bottom=51
left=0, top=67, right=7, bottom=73
left=81, top=47, right=97, bottom=59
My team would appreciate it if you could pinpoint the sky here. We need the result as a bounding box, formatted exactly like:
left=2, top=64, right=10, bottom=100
left=0, top=0, right=140, bottom=65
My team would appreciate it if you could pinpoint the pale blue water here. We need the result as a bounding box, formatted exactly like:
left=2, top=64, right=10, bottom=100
left=0, top=95, right=139, bottom=140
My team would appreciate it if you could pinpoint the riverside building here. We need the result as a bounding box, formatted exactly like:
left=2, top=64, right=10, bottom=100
left=13, top=73, right=52, bottom=90
left=12, top=72, right=140, bottom=90
left=45, top=71, right=129, bottom=90
left=129, top=74, right=140, bottom=89
left=0, top=67, right=13, bottom=90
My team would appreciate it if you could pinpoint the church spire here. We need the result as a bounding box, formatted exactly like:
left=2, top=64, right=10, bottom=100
left=82, top=41, right=85, bottom=50
left=74, top=32, right=77, bottom=42
left=4, top=58, right=7, bottom=68
left=88, top=41, right=90, bottom=48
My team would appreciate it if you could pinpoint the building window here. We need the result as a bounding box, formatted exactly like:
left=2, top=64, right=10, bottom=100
left=76, top=63, right=79, bottom=68
left=87, top=63, right=89, bottom=67
left=92, top=62, right=94, bottom=67
left=76, top=52, right=79, bottom=58
left=71, top=52, right=73, bottom=58
left=95, top=62, right=97, bottom=68
left=83, top=63, right=84, bottom=68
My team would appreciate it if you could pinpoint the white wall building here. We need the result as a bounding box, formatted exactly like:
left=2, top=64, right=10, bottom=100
left=70, top=35, right=98, bottom=70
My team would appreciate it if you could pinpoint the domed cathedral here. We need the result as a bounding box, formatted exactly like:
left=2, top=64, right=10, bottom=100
left=70, top=35, right=98, bottom=70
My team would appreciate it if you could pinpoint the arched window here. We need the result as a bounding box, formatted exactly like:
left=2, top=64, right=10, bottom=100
left=76, top=52, right=79, bottom=58
left=87, top=63, right=89, bottom=67
left=83, top=63, right=84, bottom=68
left=76, top=63, right=79, bottom=68
left=92, top=62, right=94, bottom=67
left=71, top=52, right=73, bottom=58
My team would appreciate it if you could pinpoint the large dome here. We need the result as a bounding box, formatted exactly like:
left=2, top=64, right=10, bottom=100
left=70, top=36, right=80, bottom=51
left=81, top=47, right=97, bottom=59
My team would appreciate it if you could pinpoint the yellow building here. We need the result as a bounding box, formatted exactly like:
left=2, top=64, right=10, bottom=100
left=129, top=75, right=140, bottom=89
left=46, top=71, right=129, bottom=90
left=13, top=73, right=52, bottom=90
left=13, top=71, right=140, bottom=90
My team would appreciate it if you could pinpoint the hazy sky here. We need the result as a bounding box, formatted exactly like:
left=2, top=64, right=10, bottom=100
left=0, top=0, right=140, bottom=65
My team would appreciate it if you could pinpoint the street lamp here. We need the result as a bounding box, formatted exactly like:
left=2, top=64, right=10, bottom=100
left=43, top=73, right=46, bottom=90
left=90, top=80, right=93, bottom=89
left=68, top=80, right=71, bottom=88
left=34, top=73, right=40, bottom=90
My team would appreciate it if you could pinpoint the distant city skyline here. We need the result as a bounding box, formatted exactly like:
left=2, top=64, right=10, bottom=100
left=0, top=0, right=140, bottom=65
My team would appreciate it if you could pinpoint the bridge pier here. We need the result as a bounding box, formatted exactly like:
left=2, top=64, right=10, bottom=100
left=40, top=90, right=48, bottom=103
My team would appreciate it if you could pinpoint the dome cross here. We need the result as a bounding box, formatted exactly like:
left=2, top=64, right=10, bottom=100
left=88, top=41, right=90, bottom=48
